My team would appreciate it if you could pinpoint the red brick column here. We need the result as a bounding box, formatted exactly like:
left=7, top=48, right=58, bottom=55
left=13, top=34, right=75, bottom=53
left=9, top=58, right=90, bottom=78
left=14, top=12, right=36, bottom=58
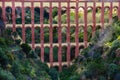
left=92, top=2, right=96, bottom=37
left=67, top=0, right=70, bottom=66
left=49, top=2, right=53, bottom=67
left=31, top=1, right=35, bottom=49
left=101, top=1, right=104, bottom=29
left=84, top=2, right=88, bottom=48
left=2, top=0, right=6, bottom=23
left=75, top=0, right=79, bottom=58
left=22, top=0, right=25, bottom=43
left=12, top=0, right=16, bottom=31
left=40, top=2, right=44, bottom=62
left=58, top=1, right=62, bottom=72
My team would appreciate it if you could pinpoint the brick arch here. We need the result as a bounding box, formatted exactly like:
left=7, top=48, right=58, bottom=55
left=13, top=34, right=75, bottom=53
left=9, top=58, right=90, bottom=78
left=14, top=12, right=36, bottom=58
left=15, top=7, right=22, bottom=24
left=78, top=26, right=84, bottom=42
left=25, top=7, right=31, bottom=24
left=44, top=46, right=50, bottom=62
left=70, top=45, right=76, bottom=61
left=53, top=46, right=58, bottom=62
left=70, top=7, right=76, bottom=23
left=25, top=27, right=32, bottom=43
left=78, top=7, right=84, bottom=23
left=35, top=46, right=41, bottom=57
left=70, top=26, right=75, bottom=42
left=53, top=26, right=58, bottom=43
left=43, top=7, right=49, bottom=24
left=35, top=27, right=40, bottom=43
left=5, top=6, right=12, bottom=23
left=52, top=7, right=58, bottom=24
left=61, top=26, right=67, bottom=43
left=34, top=7, right=40, bottom=24
left=62, top=46, right=67, bottom=62
left=87, top=25, right=92, bottom=42
left=44, top=26, right=50, bottom=43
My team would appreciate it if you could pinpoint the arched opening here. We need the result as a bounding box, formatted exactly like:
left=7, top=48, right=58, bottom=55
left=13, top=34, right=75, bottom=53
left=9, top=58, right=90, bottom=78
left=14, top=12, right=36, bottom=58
left=35, top=27, right=40, bottom=43
left=52, top=7, right=58, bottom=24
left=61, top=7, right=67, bottom=24
left=53, top=27, right=58, bottom=43
left=25, top=7, right=31, bottom=24
left=16, top=27, right=22, bottom=38
left=53, top=66, right=59, bottom=71
left=6, top=7, right=12, bottom=23
left=53, top=46, right=58, bottom=62
left=70, top=7, right=75, bottom=23
left=70, top=46, right=75, bottom=61
left=15, top=7, right=22, bottom=24
left=35, top=46, right=41, bottom=57
left=62, top=46, right=67, bottom=62
left=62, top=26, right=67, bottom=43
left=78, top=7, right=84, bottom=23
left=104, top=7, right=110, bottom=23
left=43, top=7, right=49, bottom=24
left=70, top=26, right=75, bottom=42
left=87, top=25, right=92, bottom=42
left=79, top=45, right=84, bottom=54
left=87, top=7, right=93, bottom=23
left=34, top=7, right=40, bottom=24
left=44, top=27, right=49, bottom=43
left=44, top=47, right=50, bottom=62
left=96, top=7, right=101, bottom=23
left=25, top=27, right=31, bottom=43
left=112, top=6, right=118, bottom=17
left=79, top=26, right=84, bottom=42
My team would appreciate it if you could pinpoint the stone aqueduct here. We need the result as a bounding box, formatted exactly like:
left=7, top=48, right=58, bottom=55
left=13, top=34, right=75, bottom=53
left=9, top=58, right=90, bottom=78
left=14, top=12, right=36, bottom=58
left=0, top=0, right=120, bottom=71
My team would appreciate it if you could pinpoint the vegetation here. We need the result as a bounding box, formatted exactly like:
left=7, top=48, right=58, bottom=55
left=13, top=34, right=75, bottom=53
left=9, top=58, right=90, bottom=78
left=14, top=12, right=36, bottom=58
left=0, top=30, right=55, bottom=80
left=60, top=16, right=120, bottom=80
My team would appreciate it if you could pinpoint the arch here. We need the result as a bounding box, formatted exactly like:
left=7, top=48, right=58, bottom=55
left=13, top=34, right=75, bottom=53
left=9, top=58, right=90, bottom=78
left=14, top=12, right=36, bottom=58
left=16, top=27, right=22, bottom=38
left=35, top=46, right=41, bottom=56
left=78, top=26, right=84, bottom=42
left=25, top=7, right=31, bottom=24
left=87, top=25, right=92, bottom=42
left=25, top=27, right=31, bottom=43
left=53, top=26, right=58, bottom=43
left=44, top=27, right=49, bottom=43
left=87, top=7, right=93, bottom=23
left=96, top=7, right=101, bottom=23
left=70, top=46, right=75, bottom=61
left=78, top=7, right=84, bottom=23
left=70, top=26, right=75, bottom=42
left=15, top=7, right=22, bottom=24
left=61, top=26, right=67, bottom=43
left=44, top=47, right=50, bottom=62
left=52, top=7, right=58, bottom=24
left=6, top=6, right=12, bottom=23
left=43, top=7, right=49, bottom=24
left=35, top=27, right=40, bottom=43
left=34, top=7, right=40, bottom=24
left=70, top=7, right=76, bottom=23
left=61, top=7, right=67, bottom=24
left=112, top=6, right=118, bottom=17
left=104, top=7, right=110, bottom=23
left=53, top=46, right=58, bottom=62
left=62, top=46, right=67, bottom=62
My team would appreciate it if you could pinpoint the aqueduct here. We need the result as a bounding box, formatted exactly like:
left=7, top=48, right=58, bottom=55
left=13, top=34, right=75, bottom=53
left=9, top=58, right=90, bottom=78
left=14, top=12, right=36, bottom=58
left=0, top=0, right=120, bottom=71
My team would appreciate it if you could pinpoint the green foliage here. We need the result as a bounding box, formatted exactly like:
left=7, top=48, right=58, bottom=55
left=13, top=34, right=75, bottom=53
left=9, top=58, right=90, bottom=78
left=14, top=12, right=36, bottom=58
left=0, top=67, right=15, bottom=80
left=21, top=43, right=32, bottom=55
left=49, top=68, right=59, bottom=80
